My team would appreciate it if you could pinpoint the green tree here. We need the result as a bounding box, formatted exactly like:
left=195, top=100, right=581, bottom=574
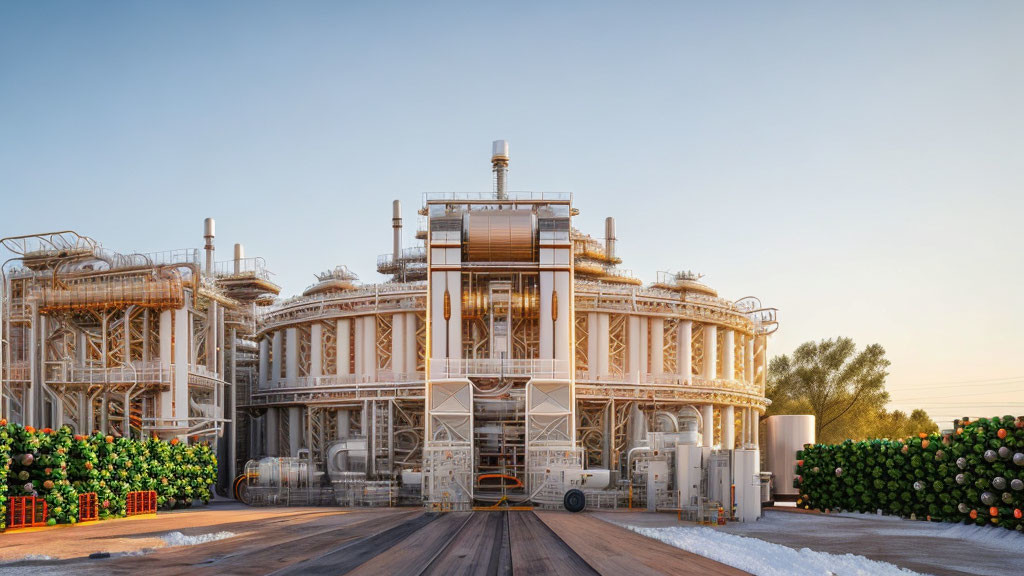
left=767, top=337, right=891, bottom=443
left=767, top=337, right=938, bottom=442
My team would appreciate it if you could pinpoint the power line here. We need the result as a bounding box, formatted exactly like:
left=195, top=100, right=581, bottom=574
left=886, top=377, right=1024, bottom=392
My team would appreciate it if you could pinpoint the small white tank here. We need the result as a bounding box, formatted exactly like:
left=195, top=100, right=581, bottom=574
left=765, top=415, right=816, bottom=496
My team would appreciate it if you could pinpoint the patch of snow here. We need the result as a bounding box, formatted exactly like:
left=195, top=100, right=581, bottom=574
left=11, top=554, right=55, bottom=562
left=625, top=525, right=930, bottom=576
left=160, top=531, right=235, bottom=547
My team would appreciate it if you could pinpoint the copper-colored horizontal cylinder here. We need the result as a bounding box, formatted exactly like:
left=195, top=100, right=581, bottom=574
left=464, top=210, right=537, bottom=262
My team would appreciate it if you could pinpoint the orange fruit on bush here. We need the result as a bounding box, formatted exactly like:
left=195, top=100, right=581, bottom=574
left=918, top=432, right=927, bottom=439
left=997, top=429, right=1007, bottom=439
left=1014, top=509, right=1022, bottom=519
left=990, top=507, right=999, bottom=517
left=105, top=435, right=114, bottom=443
left=970, top=509, right=978, bottom=519
left=921, top=439, right=930, bottom=449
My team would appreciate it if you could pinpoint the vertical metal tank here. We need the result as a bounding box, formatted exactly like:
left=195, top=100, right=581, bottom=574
left=764, top=415, right=815, bottom=497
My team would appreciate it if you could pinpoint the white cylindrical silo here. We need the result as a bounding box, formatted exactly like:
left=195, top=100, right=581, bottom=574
left=765, top=414, right=816, bottom=497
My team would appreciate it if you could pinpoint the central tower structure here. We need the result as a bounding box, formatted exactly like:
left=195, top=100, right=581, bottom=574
left=422, top=141, right=576, bottom=509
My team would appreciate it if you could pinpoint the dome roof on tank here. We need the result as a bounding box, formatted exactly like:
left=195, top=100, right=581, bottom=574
left=303, top=265, right=359, bottom=297
left=652, top=270, right=718, bottom=297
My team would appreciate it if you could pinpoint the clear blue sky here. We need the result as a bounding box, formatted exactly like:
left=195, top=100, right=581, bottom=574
left=2, top=1, right=1022, bottom=426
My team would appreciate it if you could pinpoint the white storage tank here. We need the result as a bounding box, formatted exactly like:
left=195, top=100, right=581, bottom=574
left=733, top=449, right=761, bottom=522
left=764, top=415, right=815, bottom=497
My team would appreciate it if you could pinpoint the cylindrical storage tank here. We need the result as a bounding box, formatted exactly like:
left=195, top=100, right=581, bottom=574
left=765, top=415, right=815, bottom=497
left=464, top=210, right=537, bottom=262
left=733, top=449, right=761, bottom=522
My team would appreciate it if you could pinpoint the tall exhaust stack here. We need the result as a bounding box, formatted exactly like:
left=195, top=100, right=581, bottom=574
left=491, top=140, right=509, bottom=200
left=605, top=217, right=616, bottom=260
left=392, top=199, right=402, bottom=261
left=204, top=218, right=215, bottom=275
left=233, top=243, right=245, bottom=275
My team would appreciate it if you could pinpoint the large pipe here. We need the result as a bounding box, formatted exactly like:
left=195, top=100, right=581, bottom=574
left=233, top=243, right=244, bottom=275
left=605, top=217, right=616, bottom=260
left=392, top=200, right=402, bottom=261
left=203, top=218, right=215, bottom=275
left=492, top=140, right=509, bottom=200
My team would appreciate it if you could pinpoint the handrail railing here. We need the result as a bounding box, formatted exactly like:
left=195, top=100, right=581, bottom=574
left=429, top=358, right=569, bottom=379
left=423, top=191, right=571, bottom=202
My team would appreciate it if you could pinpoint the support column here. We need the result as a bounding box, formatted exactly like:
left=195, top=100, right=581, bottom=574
left=218, top=306, right=226, bottom=377
left=405, top=313, right=417, bottom=378
left=649, top=317, right=664, bottom=376
left=741, top=407, right=749, bottom=446
left=596, top=312, right=609, bottom=379
left=27, top=302, right=39, bottom=427
left=391, top=313, right=405, bottom=377
left=142, top=310, right=150, bottom=362
left=723, top=329, right=735, bottom=381
left=539, top=271, right=554, bottom=359
left=587, top=312, right=598, bottom=380
left=266, top=407, right=279, bottom=456
left=207, top=301, right=218, bottom=372
left=228, top=327, right=237, bottom=488
left=285, top=327, right=298, bottom=384
left=678, top=320, right=692, bottom=383
left=271, top=331, right=283, bottom=385
left=430, top=272, right=448, bottom=360
left=337, top=319, right=351, bottom=376
left=310, top=322, right=323, bottom=378
left=258, top=337, right=269, bottom=389
left=753, top=411, right=760, bottom=446
left=173, top=308, right=189, bottom=430
left=336, top=408, right=350, bottom=470
left=288, top=406, right=302, bottom=456
left=722, top=405, right=735, bottom=450
left=354, top=318, right=364, bottom=378
left=446, top=271, right=462, bottom=361
left=553, top=271, right=570, bottom=373
left=703, top=325, right=717, bottom=381
left=362, top=316, right=376, bottom=380
left=337, top=409, right=350, bottom=440
left=159, top=310, right=173, bottom=423
left=745, top=336, right=754, bottom=384
left=627, top=316, right=642, bottom=382
left=702, top=404, right=714, bottom=448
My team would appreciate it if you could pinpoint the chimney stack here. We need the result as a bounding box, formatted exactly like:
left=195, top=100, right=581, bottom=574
left=491, top=140, right=509, bottom=200
left=605, top=217, right=616, bottom=260
left=392, top=200, right=402, bottom=261
left=233, top=243, right=245, bottom=275
left=203, top=218, right=215, bottom=275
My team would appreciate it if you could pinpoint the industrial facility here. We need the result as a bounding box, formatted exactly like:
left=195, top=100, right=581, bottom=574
left=1, top=141, right=780, bottom=519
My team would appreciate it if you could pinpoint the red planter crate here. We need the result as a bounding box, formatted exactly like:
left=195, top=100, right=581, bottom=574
left=8, top=496, right=48, bottom=529
left=125, top=490, right=157, bottom=515
left=78, top=492, right=99, bottom=522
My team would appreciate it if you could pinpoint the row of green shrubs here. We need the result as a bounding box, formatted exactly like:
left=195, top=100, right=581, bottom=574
left=1, top=420, right=216, bottom=529
left=796, top=415, right=1024, bottom=531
